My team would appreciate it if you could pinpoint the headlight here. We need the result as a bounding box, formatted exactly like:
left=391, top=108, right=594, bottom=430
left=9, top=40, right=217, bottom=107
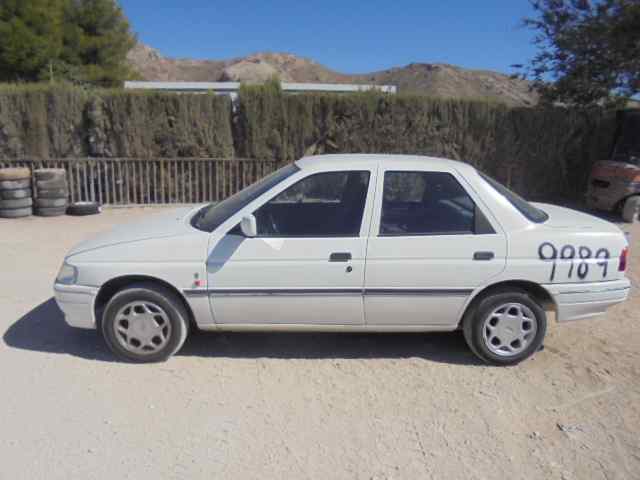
left=56, top=262, right=78, bottom=285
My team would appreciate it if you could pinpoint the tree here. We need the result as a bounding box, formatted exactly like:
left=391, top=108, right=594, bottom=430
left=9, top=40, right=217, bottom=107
left=0, top=0, right=65, bottom=82
left=0, top=0, right=136, bottom=86
left=519, top=0, right=640, bottom=107
left=60, top=0, right=137, bottom=86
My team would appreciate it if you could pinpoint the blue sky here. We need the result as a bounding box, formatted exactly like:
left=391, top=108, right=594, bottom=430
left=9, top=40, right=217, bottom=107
left=120, top=0, right=538, bottom=75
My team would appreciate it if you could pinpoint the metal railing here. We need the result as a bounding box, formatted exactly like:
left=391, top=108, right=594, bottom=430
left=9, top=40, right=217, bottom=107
left=0, top=158, right=279, bottom=205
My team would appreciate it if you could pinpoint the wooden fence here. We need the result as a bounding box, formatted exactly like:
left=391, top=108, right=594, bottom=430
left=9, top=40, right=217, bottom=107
left=0, top=158, right=279, bottom=205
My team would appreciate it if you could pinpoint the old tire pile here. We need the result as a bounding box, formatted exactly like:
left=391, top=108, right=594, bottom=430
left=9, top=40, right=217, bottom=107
left=0, top=168, right=33, bottom=218
left=67, top=201, right=101, bottom=216
left=34, top=169, right=68, bottom=217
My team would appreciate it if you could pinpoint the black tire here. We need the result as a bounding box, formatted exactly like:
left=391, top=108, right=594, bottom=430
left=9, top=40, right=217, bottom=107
left=67, top=201, right=101, bottom=216
left=462, top=289, right=547, bottom=366
left=0, top=179, right=31, bottom=190
left=0, top=167, right=30, bottom=181
left=0, top=188, right=31, bottom=200
left=36, top=188, right=68, bottom=199
left=0, top=197, right=32, bottom=209
left=0, top=207, right=32, bottom=218
left=36, top=178, right=68, bottom=190
left=621, top=196, right=640, bottom=223
left=101, top=282, right=189, bottom=363
left=34, top=206, right=67, bottom=217
left=35, top=197, right=67, bottom=208
left=34, top=168, right=66, bottom=181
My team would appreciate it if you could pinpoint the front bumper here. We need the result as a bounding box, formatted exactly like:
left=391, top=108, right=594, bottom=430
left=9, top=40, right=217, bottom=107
left=545, top=279, right=631, bottom=322
left=53, top=283, right=99, bottom=329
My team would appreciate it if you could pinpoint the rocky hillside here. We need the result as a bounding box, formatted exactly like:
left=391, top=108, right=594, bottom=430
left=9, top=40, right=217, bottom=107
left=128, top=43, right=537, bottom=106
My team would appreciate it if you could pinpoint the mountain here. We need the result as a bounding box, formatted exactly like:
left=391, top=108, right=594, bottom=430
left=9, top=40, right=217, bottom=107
left=127, top=43, right=537, bottom=106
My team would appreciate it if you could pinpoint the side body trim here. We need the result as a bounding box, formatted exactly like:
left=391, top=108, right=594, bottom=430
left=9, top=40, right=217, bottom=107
left=198, top=323, right=459, bottom=333
left=364, top=288, right=472, bottom=296
left=183, top=288, right=473, bottom=297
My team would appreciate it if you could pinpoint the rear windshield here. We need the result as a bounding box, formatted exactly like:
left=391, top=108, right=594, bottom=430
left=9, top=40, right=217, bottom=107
left=191, top=163, right=300, bottom=232
left=480, top=174, right=548, bottom=223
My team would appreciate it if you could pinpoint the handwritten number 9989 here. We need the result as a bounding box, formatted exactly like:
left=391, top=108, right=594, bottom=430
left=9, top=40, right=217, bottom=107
left=538, top=242, right=609, bottom=282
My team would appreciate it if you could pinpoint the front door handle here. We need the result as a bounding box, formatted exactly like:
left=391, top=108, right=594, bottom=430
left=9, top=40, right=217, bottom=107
left=329, top=252, right=352, bottom=262
left=473, top=251, right=495, bottom=261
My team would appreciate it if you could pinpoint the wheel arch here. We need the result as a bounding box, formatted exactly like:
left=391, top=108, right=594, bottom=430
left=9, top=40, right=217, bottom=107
left=458, top=279, right=557, bottom=328
left=94, top=275, right=197, bottom=329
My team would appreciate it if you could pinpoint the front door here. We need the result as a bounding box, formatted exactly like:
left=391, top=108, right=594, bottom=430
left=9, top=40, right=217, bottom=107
left=207, top=169, right=375, bottom=325
left=364, top=169, right=507, bottom=326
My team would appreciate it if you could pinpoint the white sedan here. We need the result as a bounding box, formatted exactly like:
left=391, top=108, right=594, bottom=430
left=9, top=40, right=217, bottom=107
left=54, top=154, right=631, bottom=365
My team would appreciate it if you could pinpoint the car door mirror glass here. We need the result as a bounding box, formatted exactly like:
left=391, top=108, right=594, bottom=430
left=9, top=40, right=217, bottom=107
left=240, top=214, right=257, bottom=237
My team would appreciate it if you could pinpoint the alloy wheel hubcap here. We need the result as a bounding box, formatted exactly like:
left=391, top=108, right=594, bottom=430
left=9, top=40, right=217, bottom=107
left=482, top=302, right=537, bottom=357
left=114, top=301, right=172, bottom=355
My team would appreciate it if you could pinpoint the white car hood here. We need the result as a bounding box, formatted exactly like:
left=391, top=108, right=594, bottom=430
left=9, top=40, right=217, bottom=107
left=66, top=206, right=201, bottom=257
left=533, top=203, right=622, bottom=233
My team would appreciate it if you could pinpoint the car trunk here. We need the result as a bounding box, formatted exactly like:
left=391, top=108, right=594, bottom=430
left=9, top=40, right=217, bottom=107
left=532, top=203, right=623, bottom=234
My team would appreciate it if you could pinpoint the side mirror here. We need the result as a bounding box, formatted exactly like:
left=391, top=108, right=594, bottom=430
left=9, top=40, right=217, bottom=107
left=240, top=214, right=257, bottom=238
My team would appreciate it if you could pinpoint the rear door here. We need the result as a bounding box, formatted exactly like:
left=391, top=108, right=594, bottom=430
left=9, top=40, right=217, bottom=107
left=364, top=167, right=507, bottom=326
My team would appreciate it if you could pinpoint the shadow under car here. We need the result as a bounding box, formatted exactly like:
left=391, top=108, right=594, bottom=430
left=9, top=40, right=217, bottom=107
left=3, top=298, right=481, bottom=365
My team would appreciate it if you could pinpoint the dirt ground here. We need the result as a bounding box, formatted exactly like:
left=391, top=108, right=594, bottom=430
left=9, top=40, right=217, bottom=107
left=1, top=207, right=638, bottom=480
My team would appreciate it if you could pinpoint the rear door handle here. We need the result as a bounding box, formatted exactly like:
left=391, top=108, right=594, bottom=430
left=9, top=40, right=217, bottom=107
left=473, top=251, right=495, bottom=261
left=329, top=252, right=352, bottom=262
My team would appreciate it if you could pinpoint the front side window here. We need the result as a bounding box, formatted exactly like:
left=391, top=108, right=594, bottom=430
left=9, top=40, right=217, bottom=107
left=255, top=171, right=370, bottom=237
left=191, top=164, right=299, bottom=232
left=380, top=171, right=488, bottom=236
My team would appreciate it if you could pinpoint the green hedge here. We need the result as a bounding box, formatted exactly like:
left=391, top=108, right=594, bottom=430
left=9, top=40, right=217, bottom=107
left=0, top=85, right=234, bottom=159
left=235, top=84, right=616, bottom=200
left=0, top=83, right=618, bottom=201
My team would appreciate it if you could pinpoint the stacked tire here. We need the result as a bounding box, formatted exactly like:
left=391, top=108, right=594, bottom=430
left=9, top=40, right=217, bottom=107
left=34, top=169, right=68, bottom=217
left=0, top=168, right=33, bottom=218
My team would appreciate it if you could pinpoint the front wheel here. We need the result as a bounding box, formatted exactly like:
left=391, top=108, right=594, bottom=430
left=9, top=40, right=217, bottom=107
left=101, top=283, right=189, bottom=362
left=463, top=290, right=547, bottom=366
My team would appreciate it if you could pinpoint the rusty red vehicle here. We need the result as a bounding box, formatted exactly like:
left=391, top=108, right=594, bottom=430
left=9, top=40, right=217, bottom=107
left=586, top=110, right=640, bottom=222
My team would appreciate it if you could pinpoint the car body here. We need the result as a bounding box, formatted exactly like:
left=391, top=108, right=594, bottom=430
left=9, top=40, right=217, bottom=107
left=54, top=154, right=632, bottom=364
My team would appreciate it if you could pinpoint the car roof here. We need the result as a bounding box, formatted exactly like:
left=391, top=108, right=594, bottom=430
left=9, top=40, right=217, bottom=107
left=295, top=154, right=477, bottom=174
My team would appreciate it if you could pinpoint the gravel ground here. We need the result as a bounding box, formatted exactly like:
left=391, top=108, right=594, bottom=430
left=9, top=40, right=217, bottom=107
left=1, top=207, right=639, bottom=480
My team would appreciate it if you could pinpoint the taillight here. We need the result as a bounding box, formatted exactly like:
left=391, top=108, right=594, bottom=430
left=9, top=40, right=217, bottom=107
left=619, top=247, right=629, bottom=271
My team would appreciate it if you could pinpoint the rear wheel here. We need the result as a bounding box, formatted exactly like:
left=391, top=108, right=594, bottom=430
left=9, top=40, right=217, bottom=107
left=463, top=290, right=546, bottom=366
left=101, top=283, right=189, bottom=362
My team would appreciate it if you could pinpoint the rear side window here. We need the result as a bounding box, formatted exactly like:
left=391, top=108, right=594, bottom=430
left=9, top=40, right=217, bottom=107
left=380, top=171, right=494, bottom=236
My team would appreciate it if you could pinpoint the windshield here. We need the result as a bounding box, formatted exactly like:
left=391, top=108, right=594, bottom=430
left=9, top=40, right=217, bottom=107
left=191, top=163, right=300, bottom=232
left=480, top=173, right=548, bottom=223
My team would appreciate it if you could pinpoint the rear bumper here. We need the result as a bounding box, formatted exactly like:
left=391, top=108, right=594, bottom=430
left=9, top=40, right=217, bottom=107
left=53, top=283, right=98, bottom=329
left=545, top=279, right=631, bottom=322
